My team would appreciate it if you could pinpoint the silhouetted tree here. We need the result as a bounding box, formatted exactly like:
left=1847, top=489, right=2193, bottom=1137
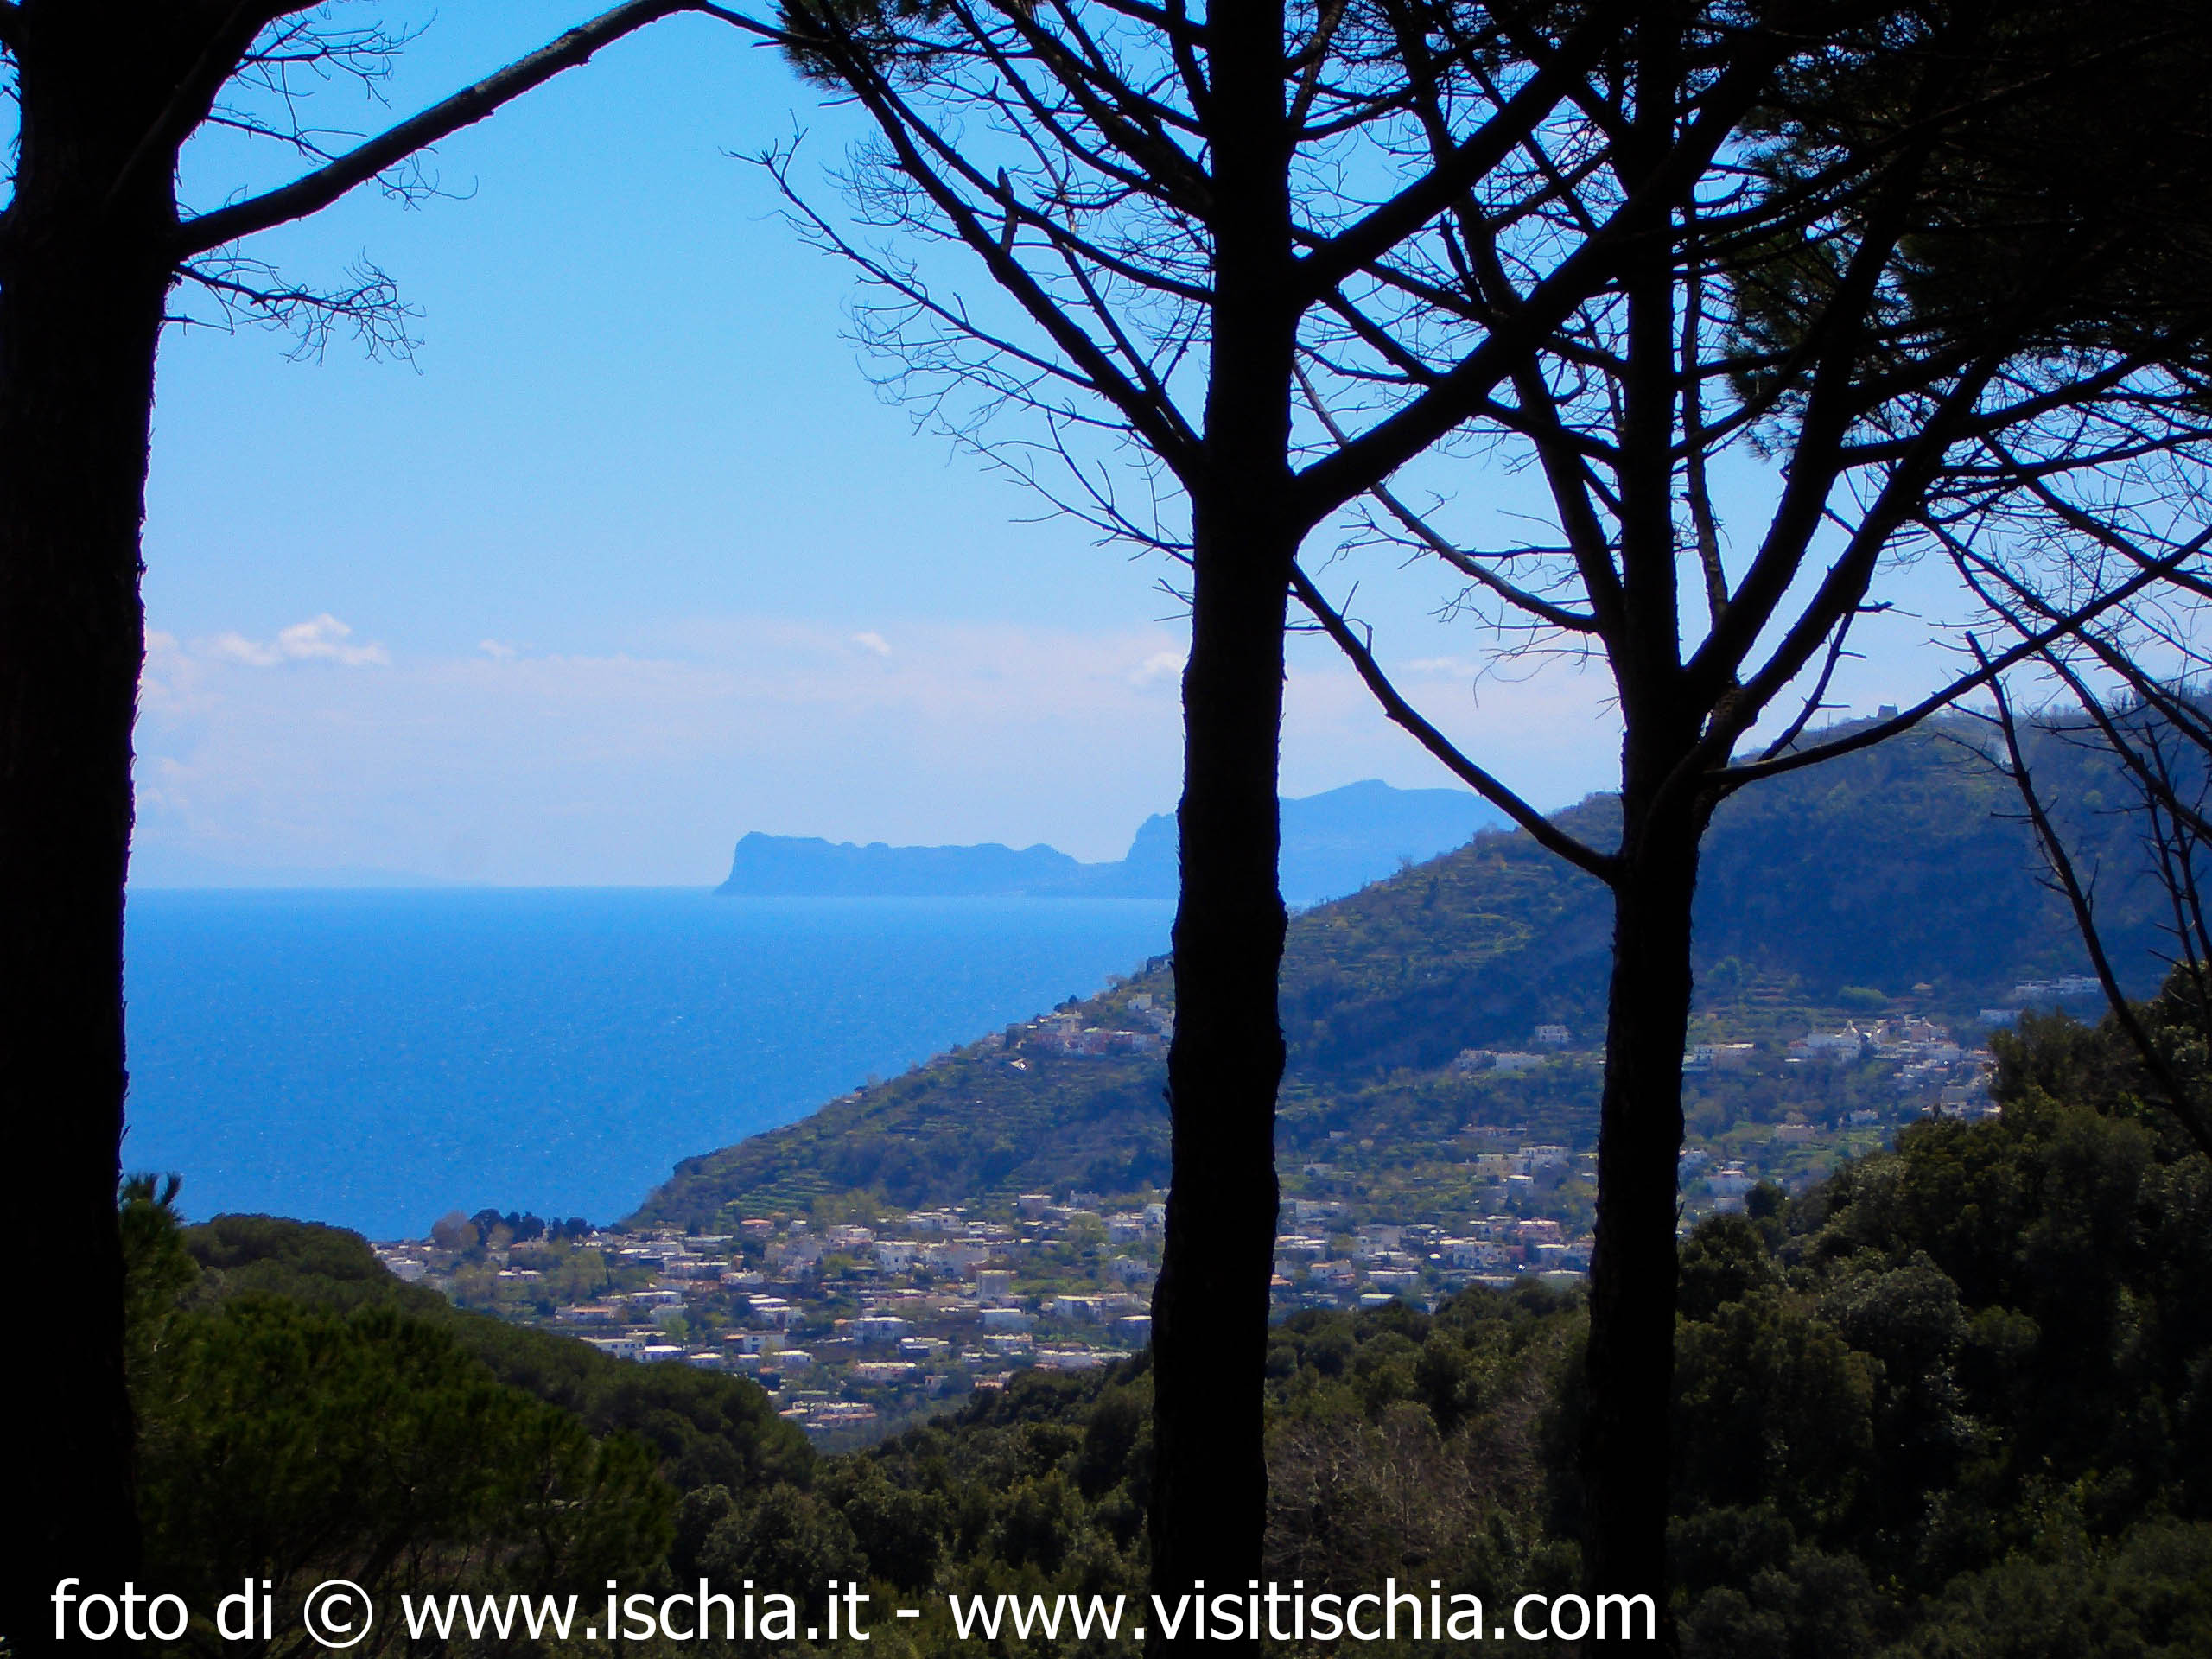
left=0, top=5, right=731, bottom=1648
left=747, top=0, right=1957, bottom=1629
left=1281, top=1, right=2212, bottom=1630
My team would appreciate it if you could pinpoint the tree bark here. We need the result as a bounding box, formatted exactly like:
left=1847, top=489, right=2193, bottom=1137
left=1, top=10, right=184, bottom=1648
left=1147, top=0, right=1294, bottom=1633
left=1149, top=498, right=1294, bottom=1622
left=1575, top=28, right=1705, bottom=1625
left=1580, top=740, right=1706, bottom=1650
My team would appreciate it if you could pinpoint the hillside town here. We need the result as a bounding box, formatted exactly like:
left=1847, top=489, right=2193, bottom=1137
left=382, top=1009, right=2000, bottom=1440
left=376, top=1183, right=1598, bottom=1440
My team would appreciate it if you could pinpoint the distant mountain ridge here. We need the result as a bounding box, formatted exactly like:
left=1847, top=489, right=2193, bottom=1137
left=639, top=715, right=2171, bottom=1227
left=718, top=779, right=1510, bottom=906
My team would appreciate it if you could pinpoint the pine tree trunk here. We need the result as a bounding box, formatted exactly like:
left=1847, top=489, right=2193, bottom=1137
left=1, top=12, right=179, bottom=1643
left=1147, top=0, right=1294, bottom=1630
left=1580, top=767, right=1704, bottom=1652
left=1147, top=494, right=1293, bottom=1620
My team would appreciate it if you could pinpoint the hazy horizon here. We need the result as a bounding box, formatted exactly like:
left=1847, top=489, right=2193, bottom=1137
left=126, top=776, right=1510, bottom=889
left=139, top=2, right=1984, bottom=888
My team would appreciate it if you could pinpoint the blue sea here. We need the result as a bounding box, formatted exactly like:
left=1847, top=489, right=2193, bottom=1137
left=122, top=889, right=1173, bottom=1241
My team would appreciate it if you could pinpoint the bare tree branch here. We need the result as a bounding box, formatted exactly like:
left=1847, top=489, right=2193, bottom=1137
left=1288, top=24, right=1802, bottom=524
left=1288, top=560, right=1617, bottom=882
left=1293, top=0, right=1630, bottom=301
left=172, top=0, right=719, bottom=258
left=1713, top=547, right=2204, bottom=791
left=1980, top=645, right=2212, bottom=1160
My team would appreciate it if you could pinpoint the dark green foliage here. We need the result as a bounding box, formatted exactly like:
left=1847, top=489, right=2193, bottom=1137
left=817, top=1461, right=950, bottom=1591
left=874, top=1366, right=1152, bottom=1559
left=1673, top=1295, right=1876, bottom=1536
left=1676, top=1541, right=1884, bottom=1659
left=140, top=1298, right=672, bottom=1623
left=1750, top=0, right=2212, bottom=384
left=124, top=1192, right=675, bottom=1656
left=442, top=1316, right=812, bottom=1497
left=776, top=0, right=953, bottom=90
left=175, top=1212, right=811, bottom=1495
left=696, top=1484, right=867, bottom=1615
left=671, top=1482, right=742, bottom=1582
left=1890, top=1522, right=2212, bottom=1659
left=1661, top=1003, right=2212, bottom=1649
left=1677, top=1215, right=1784, bottom=1321
left=121, top=1174, right=199, bottom=1382
left=1264, top=1286, right=1586, bottom=1620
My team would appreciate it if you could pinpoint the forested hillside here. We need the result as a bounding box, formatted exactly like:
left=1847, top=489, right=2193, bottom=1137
left=121, top=1189, right=810, bottom=1654
left=637, top=716, right=2164, bottom=1226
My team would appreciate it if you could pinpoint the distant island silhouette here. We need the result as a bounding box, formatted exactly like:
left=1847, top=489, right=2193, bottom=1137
left=719, top=779, right=1510, bottom=906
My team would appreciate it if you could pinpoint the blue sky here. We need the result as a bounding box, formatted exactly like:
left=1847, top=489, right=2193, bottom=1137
left=132, top=3, right=1966, bottom=886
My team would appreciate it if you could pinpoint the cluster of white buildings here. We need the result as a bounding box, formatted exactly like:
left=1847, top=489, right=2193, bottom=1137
left=1787, top=1016, right=1967, bottom=1067
left=448, top=1176, right=1605, bottom=1436
left=1451, top=1023, right=1580, bottom=1077
left=1020, top=994, right=1175, bottom=1057
left=1274, top=1211, right=1593, bottom=1300
left=485, top=1195, right=1179, bottom=1437
left=2010, top=974, right=2103, bottom=1002
left=1683, top=1042, right=1756, bottom=1071
left=392, top=992, right=2039, bottom=1446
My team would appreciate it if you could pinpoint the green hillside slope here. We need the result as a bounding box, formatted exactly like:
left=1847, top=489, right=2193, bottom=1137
left=175, top=1211, right=812, bottom=1491
left=633, top=716, right=2165, bottom=1225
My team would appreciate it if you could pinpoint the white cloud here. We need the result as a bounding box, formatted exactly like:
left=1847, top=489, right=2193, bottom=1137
left=207, top=613, right=389, bottom=668
left=131, top=615, right=1199, bottom=880
left=206, top=632, right=283, bottom=667
left=128, top=610, right=1648, bottom=886
left=1129, top=649, right=1184, bottom=686
left=478, top=639, right=519, bottom=661
left=850, top=631, right=893, bottom=657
